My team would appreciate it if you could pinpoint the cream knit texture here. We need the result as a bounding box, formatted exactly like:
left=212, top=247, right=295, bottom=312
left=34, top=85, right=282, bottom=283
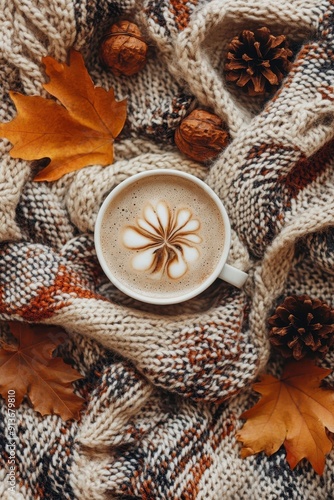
left=0, top=0, right=334, bottom=498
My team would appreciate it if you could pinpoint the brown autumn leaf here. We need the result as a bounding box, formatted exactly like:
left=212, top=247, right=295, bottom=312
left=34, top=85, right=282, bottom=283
left=236, top=360, right=334, bottom=474
left=0, top=322, right=84, bottom=420
left=0, top=50, right=127, bottom=181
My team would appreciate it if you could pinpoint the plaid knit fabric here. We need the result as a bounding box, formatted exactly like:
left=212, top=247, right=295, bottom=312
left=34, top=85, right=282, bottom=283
left=0, top=0, right=334, bottom=498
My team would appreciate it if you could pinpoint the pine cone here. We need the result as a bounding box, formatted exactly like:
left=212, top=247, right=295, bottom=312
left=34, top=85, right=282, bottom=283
left=224, top=27, right=293, bottom=96
left=268, top=295, right=334, bottom=360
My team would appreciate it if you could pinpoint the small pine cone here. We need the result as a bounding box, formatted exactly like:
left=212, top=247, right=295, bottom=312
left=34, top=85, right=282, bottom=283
left=224, top=26, right=293, bottom=96
left=268, top=295, right=334, bottom=360
left=100, top=20, right=148, bottom=76
left=174, top=109, right=229, bottom=163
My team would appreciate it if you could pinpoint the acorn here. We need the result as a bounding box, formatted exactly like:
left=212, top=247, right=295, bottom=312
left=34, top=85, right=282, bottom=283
left=100, top=20, right=148, bottom=76
left=174, top=109, right=229, bottom=163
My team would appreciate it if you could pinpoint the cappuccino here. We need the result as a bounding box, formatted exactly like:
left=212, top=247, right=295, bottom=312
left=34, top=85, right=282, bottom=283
left=98, top=172, right=225, bottom=302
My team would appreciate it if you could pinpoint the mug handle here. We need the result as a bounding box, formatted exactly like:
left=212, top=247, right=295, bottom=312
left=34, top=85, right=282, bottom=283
left=218, top=263, right=248, bottom=288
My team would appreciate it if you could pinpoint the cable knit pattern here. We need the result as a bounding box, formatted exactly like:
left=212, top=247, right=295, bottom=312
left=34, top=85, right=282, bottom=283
left=1, top=0, right=334, bottom=498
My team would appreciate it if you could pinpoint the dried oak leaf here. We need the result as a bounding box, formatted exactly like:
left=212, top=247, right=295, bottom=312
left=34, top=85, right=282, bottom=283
left=0, top=50, right=127, bottom=181
left=0, top=322, right=84, bottom=420
left=236, top=360, right=334, bottom=474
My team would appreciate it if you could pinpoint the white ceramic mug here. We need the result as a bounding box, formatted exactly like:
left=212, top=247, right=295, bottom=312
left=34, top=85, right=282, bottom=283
left=94, top=169, right=247, bottom=305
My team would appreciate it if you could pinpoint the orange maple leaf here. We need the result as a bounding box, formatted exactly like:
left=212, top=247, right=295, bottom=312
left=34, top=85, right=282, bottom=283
left=236, top=360, right=334, bottom=474
left=0, top=50, right=127, bottom=181
left=0, top=322, right=84, bottom=420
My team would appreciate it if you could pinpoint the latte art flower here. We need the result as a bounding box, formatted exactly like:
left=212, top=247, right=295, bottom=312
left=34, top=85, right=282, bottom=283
left=122, top=201, right=202, bottom=279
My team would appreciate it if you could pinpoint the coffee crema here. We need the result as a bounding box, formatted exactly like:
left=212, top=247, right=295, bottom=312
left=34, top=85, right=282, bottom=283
left=99, top=174, right=225, bottom=301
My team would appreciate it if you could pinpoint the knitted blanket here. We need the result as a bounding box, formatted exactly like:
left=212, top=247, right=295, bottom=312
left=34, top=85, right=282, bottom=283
left=1, top=0, right=334, bottom=498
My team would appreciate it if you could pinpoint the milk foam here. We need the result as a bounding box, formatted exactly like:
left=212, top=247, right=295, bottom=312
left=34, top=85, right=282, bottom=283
left=100, top=174, right=225, bottom=300
left=121, top=200, right=202, bottom=279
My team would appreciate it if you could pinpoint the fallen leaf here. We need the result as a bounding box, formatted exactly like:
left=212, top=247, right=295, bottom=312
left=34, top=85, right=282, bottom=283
left=236, top=360, right=334, bottom=474
left=0, top=322, right=84, bottom=420
left=0, top=50, right=127, bottom=181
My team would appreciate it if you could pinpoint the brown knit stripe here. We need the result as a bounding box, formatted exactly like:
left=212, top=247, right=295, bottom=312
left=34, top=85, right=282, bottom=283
left=279, top=140, right=334, bottom=198
left=170, top=0, right=198, bottom=30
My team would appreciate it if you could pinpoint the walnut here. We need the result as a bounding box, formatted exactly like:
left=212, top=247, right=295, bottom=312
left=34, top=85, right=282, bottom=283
left=100, top=20, right=148, bottom=76
left=174, top=110, right=229, bottom=163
